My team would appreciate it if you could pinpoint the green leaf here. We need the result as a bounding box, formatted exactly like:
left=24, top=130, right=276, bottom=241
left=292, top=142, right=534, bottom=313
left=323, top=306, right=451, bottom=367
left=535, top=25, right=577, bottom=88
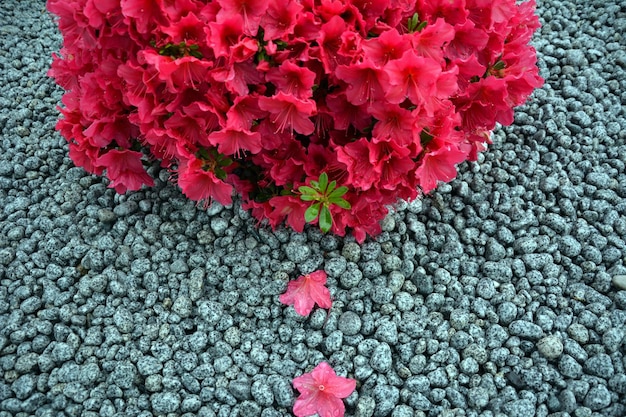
left=408, top=13, right=419, bottom=32
left=304, top=203, right=321, bottom=223
left=326, top=180, right=337, bottom=195
left=319, top=205, right=333, bottom=233
left=300, top=194, right=318, bottom=201
left=318, top=172, right=329, bottom=193
left=416, top=21, right=427, bottom=31
left=333, top=198, right=351, bottom=209
left=298, top=186, right=318, bottom=196
left=492, top=60, right=506, bottom=70
left=328, top=186, right=349, bottom=199
left=214, top=168, right=227, bottom=181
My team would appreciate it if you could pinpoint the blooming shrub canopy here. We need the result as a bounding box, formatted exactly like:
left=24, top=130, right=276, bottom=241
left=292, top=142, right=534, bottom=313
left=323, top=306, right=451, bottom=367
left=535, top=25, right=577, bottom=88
left=48, top=0, right=543, bottom=242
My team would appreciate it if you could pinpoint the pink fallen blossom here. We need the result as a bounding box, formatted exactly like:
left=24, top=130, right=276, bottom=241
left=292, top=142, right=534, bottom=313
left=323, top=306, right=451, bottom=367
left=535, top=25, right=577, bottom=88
left=292, top=362, right=356, bottom=417
left=279, top=270, right=331, bottom=316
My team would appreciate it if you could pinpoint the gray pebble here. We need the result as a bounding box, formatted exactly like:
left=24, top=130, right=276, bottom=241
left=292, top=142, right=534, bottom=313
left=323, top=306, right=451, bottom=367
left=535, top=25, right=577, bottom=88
left=181, top=395, right=202, bottom=412
left=612, top=275, right=626, bottom=290
left=113, top=308, right=134, bottom=333
left=229, top=378, right=251, bottom=400
left=460, top=357, right=479, bottom=374
left=338, top=311, right=362, bottom=336
left=285, top=242, right=310, bottom=263
left=476, top=278, right=496, bottom=299
left=355, top=396, right=376, bottom=417
left=559, top=354, right=583, bottom=379
left=113, top=201, right=138, bottom=216
left=468, top=387, right=489, bottom=408
left=537, top=335, right=563, bottom=359
left=151, top=392, right=181, bottom=414
left=324, top=330, right=343, bottom=353
left=109, top=361, right=136, bottom=389
left=485, top=239, right=506, bottom=261
left=502, top=399, right=536, bottom=417
left=427, top=368, right=449, bottom=388
left=137, top=356, right=163, bottom=376
left=251, top=380, right=274, bottom=406
left=210, top=217, right=229, bottom=236
left=498, top=301, right=518, bottom=324
left=602, top=327, right=625, bottom=353
left=371, top=286, right=393, bottom=304
left=373, top=385, right=399, bottom=417
left=509, top=320, right=543, bottom=340
left=394, top=292, right=415, bottom=312
left=271, top=376, right=294, bottom=408
left=342, top=242, right=361, bottom=262
left=371, top=342, right=393, bottom=373
left=11, top=374, right=35, bottom=400
left=391, top=404, right=414, bottom=417
left=583, top=385, right=611, bottom=410
left=362, top=260, right=383, bottom=279
left=567, top=323, right=589, bottom=344
left=170, top=259, right=189, bottom=273
left=584, top=353, right=614, bottom=378
left=559, top=236, right=582, bottom=257
left=172, top=296, right=192, bottom=318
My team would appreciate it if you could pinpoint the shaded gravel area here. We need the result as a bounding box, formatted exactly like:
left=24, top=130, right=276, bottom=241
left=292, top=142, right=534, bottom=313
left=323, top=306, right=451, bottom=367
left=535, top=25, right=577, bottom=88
left=1, top=1, right=625, bottom=416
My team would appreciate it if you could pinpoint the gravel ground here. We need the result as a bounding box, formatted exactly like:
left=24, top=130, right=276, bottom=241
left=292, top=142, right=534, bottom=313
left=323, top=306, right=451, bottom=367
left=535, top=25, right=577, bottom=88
left=1, top=1, right=626, bottom=416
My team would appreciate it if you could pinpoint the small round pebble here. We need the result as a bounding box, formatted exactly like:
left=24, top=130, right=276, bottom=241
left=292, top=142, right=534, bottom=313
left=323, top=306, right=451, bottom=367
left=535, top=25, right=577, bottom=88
left=338, top=311, right=362, bottom=336
left=537, top=335, right=564, bottom=360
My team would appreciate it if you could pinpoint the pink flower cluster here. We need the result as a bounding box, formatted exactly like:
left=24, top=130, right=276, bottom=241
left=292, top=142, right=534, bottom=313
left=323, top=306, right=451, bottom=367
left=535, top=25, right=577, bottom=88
left=48, top=0, right=543, bottom=242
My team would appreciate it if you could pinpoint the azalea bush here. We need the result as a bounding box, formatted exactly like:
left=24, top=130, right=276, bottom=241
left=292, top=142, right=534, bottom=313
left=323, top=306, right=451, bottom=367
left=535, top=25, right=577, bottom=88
left=47, top=0, right=543, bottom=242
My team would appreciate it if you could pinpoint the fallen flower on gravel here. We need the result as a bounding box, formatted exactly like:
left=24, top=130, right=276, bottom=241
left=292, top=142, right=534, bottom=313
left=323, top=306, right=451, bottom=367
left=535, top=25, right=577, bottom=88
left=279, top=270, right=332, bottom=316
left=292, top=362, right=356, bottom=417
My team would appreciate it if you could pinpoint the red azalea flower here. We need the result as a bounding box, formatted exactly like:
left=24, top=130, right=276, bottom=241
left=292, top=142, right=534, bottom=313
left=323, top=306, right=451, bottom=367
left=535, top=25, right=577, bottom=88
left=292, top=362, right=356, bottom=417
left=335, top=137, right=382, bottom=191
left=207, top=14, right=244, bottom=58
left=83, top=116, right=135, bottom=149
left=260, top=0, right=303, bottom=41
left=216, top=0, right=268, bottom=36
left=47, top=0, right=98, bottom=49
left=416, top=0, right=469, bottom=26
left=316, top=16, right=349, bottom=73
left=369, top=103, right=416, bottom=147
left=266, top=61, right=317, bottom=99
left=207, top=126, right=263, bottom=157
left=335, top=60, right=386, bottom=106
left=84, top=0, right=119, bottom=28
left=177, top=151, right=234, bottom=207
left=268, top=195, right=309, bottom=233
left=143, top=51, right=213, bottom=93
left=303, top=143, right=347, bottom=183
left=384, top=50, right=458, bottom=116
left=324, top=92, right=371, bottom=131
left=361, top=28, right=411, bottom=66
left=120, top=0, right=167, bottom=34
left=383, top=50, right=442, bottom=106
left=258, top=92, right=316, bottom=135
left=445, top=20, right=489, bottom=61
left=160, top=11, right=207, bottom=45
left=279, top=270, right=332, bottom=316
left=410, top=18, right=456, bottom=62
left=224, top=94, right=266, bottom=130
left=96, top=149, right=154, bottom=194
left=160, top=0, right=204, bottom=20
left=255, top=135, right=306, bottom=186
left=414, top=145, right=467, bottom=193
